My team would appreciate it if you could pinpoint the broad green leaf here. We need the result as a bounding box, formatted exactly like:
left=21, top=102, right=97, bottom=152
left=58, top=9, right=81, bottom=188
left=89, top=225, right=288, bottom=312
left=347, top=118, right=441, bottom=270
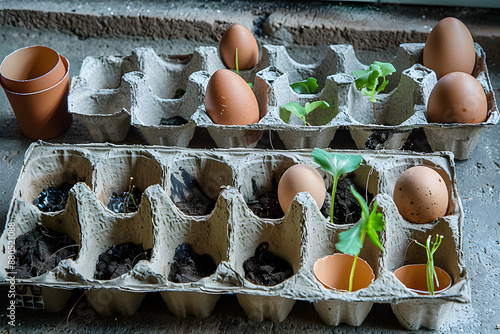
left=310, top=150, right=362, bottom=180
left=304, top=100, right=330, bottom=114
left=352, top=69, right=368, bottom=78
left=290, top=77, right=319, bottom=94
left=350, top=186, right=369, bottom=221
left=354, top=72, right=371, bottom=91
left=374, top=61, right=396, bottom=77
left=282, top=101, right=307, bottom=118
left=335, top=222, right=363, bottom=255
left=367, top=70, right=380, bottom=92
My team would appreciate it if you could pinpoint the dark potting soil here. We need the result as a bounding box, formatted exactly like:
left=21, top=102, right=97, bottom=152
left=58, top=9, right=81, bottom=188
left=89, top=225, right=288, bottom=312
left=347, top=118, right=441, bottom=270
left=160, top=115, right=188, bottom=126
left=247, top=191, right=283, bottom=218
left=365, top=130, right=394, bottom=150
left=321, top=177, right=373, bottom=225
left=172, top=169, right=216, bottom=216
left=94, top=242, right=152, bottom=280
left=33, top=183, right=73, bottom=212
left=243, top=242, right=293, bottom=286
left=107, top=187, right=142, bottom=213
left=168, top=243, right=217, bottom=283
left=13, top=225, right=79, bottom=278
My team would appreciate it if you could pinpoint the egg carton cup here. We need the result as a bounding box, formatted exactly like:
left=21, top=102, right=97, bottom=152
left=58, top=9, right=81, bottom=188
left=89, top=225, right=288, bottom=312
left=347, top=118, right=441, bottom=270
left=0, top=142, right=469, bottom=329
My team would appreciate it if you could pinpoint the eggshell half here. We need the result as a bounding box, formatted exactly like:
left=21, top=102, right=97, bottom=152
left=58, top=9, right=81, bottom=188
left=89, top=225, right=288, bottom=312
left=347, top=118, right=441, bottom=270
left=394, top=166, right=449, bottom=224
left=205, top=69, right=259, bottom=125
left=423, top=17, right=475, bottom=79
left=219, top=24, right=259, bottom=70
left=427, top=72, right=488, bottom=124
left=278, top=164, right=325, bottom=214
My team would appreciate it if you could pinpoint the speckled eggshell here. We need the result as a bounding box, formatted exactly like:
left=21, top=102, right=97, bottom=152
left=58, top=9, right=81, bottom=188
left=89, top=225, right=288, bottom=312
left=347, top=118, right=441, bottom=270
left=393, top=166, right=449, bottom=224
left=427, top=72, right=488, bottom=124
left=205, top=69, right=259, bottom=125
left=277, top=164, right=325, bottom=214
left=423, top=17, right=475, bottom=79
left=219, top=24, right=259, bottom=70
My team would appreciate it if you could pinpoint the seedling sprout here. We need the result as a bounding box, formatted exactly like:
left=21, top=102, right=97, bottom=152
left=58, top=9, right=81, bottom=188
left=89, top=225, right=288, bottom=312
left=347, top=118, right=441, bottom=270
left=290, top=77, right=319, bottom=94
left=310, top=149, right=362, bottom=226
left=414, top=234, right=444, bottom=295
left=235, top=47, right=253, bottom=89
left=335, top=186, right=385, bottom=292
left=352, top=61, right=396, bottom=123
left=281, top=100, right=330, bottom=126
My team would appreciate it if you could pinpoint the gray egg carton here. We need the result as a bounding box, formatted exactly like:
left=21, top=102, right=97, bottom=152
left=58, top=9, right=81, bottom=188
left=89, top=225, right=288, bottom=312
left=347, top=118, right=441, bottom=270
left=68, top=43, right=498, bottom=160
left=0, top=141, right=469, bottom=330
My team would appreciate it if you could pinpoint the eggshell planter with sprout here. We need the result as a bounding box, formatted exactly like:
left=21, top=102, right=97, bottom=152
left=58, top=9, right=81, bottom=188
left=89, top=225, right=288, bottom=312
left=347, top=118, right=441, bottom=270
left=313, top=254, right=375, bottom=326
left=2, top=55, right=72, bottom=139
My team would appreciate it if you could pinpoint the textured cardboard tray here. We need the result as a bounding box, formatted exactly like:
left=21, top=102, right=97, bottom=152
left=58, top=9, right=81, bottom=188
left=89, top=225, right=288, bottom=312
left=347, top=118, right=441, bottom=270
left=68, top=43, right=498, bottom=159
left=0, top=142, right=470, bottom=329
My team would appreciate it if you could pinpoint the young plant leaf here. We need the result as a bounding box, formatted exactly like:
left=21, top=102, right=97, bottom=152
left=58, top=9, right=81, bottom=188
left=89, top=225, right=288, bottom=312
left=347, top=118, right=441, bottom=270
left=335, top=186, right=385, bottom=256
left=281, top=100, right=329, bottom=126
left=290, top=77, right=319, bottom=94
left=311, top=149, right=362, bottom=226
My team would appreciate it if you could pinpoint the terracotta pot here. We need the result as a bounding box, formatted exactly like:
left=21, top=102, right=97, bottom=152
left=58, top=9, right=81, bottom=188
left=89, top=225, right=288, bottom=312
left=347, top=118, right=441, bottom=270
left=0, top=46, right=65, bottom=93
left=394, top=264, right=452, bottom=295
left=2, top=55, right=72, bottom=140
left=314, top=253, right=375, bottom=292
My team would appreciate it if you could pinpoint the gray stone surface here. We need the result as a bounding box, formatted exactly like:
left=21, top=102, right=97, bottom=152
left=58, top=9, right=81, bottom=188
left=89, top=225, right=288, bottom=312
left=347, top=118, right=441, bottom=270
left=0, top=2, right=499, bottom=333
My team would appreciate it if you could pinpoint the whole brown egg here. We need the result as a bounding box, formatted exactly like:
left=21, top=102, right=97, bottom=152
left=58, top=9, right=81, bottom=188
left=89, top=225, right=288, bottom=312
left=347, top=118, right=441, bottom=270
left=205, top=69, right=259, bottom=125
left=393, top=166, right=449, bottom=224
left=423, top=17, right=476, bottom=79
left=427, top=72, right=488, bottom=124
left=219, top=24, right=259, bottom=70
left=277, top=164, right=326, bottom=214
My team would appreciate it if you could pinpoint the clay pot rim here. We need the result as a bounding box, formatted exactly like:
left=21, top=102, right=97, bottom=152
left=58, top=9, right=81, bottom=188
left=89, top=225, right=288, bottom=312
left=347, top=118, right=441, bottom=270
left=394, top=264, right=452, bottom=295
left=314, top=253, right=375, bottom=293
left=2, top=55, right=69, bottom=96
left=0, top=45, right=62, bottom=83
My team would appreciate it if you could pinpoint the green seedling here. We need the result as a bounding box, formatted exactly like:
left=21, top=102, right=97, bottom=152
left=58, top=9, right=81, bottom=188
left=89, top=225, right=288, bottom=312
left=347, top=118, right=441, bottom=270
left=415, top=234, right=444, bottom=295
left=352, top=61, right=396, bottom=123
left=290, top=77, right=319, bottom=94
left=280, top=100, right=330, bottom=126
left=311, top=149, right=362, bottom=226
left=235, top=47, right=253, bottom=89
left=335, top=186, right=385, bottom=292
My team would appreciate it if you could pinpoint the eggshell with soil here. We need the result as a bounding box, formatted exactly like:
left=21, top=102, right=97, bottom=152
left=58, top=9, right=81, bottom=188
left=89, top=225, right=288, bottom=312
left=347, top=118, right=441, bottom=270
left=205, top=69, right=259, bottom=125
left=219, top=24, right=259, bottom=70
left=393, top=166, right=449, bottom=224
left=427, top=72, right=488, bottom=124
left=423, top=17, right=475, bottom=79
left=278, top=164, right=325, bottom=214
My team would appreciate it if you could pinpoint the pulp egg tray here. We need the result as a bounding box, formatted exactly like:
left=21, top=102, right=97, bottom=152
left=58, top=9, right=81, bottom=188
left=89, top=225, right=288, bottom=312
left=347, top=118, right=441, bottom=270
left=69, top=43, right=498, bottom=160
left=0, top=141, right=469, bottom=330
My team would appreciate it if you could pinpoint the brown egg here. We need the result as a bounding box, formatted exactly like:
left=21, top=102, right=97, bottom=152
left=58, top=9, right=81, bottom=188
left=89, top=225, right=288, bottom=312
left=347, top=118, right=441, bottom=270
left=427, top=72, right=488, bottom=124
left=219, top=24, right=259, bottom=70
left=393, top=166, right=449, bottom=224
left=205, top=69, right=259, bottom=125
left=423, top=17, right=475, bottom=79
left=278, top=164, right=325, bottom=214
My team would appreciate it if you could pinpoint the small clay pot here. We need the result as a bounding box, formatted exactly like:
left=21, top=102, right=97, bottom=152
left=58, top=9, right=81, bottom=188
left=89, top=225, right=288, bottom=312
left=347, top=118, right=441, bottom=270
left=394, top=264, right=452, bottom=295
left=314, top=253, right=375, bottom=292
left=0, top=46, right=65, bottom=93
left=2, top=55, right=72, bottom=140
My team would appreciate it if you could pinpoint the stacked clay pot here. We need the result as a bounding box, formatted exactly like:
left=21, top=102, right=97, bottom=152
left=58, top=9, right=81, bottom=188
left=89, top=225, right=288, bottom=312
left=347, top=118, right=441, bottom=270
left=0, top=45, right=72, bottom=139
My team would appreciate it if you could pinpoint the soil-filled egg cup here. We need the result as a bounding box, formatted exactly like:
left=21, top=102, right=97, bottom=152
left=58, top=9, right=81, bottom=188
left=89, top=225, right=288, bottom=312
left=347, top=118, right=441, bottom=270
left=93, top=150, right=164, bottom=215
left=167, top=153, right=234, bottom=217
left=129, top=70, right=208, bottom=146
left=386, top=219, right=466, bottom=330
left=68, top=183, right=155, bottom=316
left=14, top=148, right=94, bottom=215
left=153, top=185, right=232, bottom=318
left=228, top=189, right=308, bottom=322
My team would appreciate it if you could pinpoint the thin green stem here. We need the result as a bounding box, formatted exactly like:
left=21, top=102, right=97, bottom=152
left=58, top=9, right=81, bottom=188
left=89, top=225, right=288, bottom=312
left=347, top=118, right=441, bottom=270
left=331, top=177, right=339, bottom=225
left=235, top=47, right=239, bottom=75
left=349, top=230, right=366, bottom=292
